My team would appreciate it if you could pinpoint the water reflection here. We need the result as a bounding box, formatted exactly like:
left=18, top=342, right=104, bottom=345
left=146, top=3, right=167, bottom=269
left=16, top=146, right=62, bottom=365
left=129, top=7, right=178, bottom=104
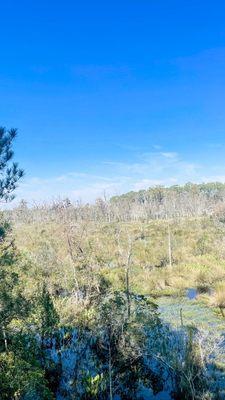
left=187, top=288, right=198, bottom=300
left=186, top=287, right=214, bottom=300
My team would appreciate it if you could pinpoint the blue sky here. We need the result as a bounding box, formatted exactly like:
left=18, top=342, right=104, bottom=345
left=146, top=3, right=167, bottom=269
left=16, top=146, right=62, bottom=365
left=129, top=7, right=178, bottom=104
left=1, top=1, right=225, bottom=203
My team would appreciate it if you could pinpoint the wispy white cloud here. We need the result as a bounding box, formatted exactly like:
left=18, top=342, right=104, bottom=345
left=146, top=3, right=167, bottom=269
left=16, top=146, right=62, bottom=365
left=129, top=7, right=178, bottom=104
left=132, top=178, right=177, bottom=191
left=153, top=144, right=162, bottom=150
left=104, top=151, right=200, bottom=178
left=14, top=172, right=128, bottom=205
left=11, top=150, right=225, bottom=206
left=160, top=152, right=178, bottom=159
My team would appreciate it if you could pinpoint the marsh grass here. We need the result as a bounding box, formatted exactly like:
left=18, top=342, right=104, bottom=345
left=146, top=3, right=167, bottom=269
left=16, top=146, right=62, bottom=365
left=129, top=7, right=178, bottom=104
left=210, top=282, right=225, bottom=317
left=8, top=212, right=225, bottom=323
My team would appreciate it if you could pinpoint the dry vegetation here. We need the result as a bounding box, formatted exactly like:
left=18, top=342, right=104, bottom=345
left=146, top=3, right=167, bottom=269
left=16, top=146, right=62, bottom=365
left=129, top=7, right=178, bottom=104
left=7, top=183, right=225, bottom=320
left=2, top=183, right=225, bottom=399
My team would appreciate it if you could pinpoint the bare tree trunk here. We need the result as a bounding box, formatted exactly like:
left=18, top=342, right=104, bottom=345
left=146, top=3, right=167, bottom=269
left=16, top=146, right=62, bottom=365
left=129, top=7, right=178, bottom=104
left=167, top=222, right=172, bottom=268
left=115, top=228, right=133, bottom=320
left=125, top=240, right=132, bottom=319
left=125, top=265, right=131, bottom=319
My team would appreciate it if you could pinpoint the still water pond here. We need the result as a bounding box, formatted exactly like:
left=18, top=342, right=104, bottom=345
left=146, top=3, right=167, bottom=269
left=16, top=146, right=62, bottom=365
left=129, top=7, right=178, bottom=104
left=156, top=294, right=224, bottom=331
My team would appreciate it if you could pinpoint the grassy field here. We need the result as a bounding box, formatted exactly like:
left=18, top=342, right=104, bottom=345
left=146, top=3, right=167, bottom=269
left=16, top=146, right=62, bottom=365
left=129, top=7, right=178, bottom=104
left=10, top=211, right=225, bottom=323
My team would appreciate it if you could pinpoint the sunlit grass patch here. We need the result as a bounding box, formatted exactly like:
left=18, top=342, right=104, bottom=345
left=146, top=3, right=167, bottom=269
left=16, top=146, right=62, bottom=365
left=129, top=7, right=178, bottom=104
left=209, top=282, right=225, bottom=317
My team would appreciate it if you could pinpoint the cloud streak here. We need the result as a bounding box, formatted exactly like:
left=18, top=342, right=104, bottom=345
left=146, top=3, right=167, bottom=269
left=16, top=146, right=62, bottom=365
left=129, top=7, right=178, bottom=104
left=12, top=150, right=225, bottom=205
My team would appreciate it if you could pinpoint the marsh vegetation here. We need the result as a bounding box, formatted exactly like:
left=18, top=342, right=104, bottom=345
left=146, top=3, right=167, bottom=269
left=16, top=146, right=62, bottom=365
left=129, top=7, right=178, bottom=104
left=2, top=129, right=225, bottom=399
left=1, top=183, right=225, bottom=399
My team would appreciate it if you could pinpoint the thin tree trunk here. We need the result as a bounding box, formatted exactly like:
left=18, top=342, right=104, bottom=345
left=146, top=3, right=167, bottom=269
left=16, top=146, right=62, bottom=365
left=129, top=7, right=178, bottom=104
left=116, top=230, right=134, bottom=320
left=125, top=266, right=131, bottom=319
left=126, top=242, right=132, bottom=319
left=180, top=307, right=184, bottom=327
left=167, top=223, right=172, bottom=268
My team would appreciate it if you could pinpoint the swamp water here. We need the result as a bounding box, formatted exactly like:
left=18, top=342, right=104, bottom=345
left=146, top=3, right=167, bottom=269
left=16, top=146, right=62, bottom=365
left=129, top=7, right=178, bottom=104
left=157, top=290, right=224, bottom=331
left=45, top=294, right=225, bottom=400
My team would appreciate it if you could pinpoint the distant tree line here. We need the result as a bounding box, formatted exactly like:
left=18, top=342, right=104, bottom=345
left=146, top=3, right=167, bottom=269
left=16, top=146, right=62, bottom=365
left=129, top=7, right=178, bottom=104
left=10, top=182, right=225, bottom=224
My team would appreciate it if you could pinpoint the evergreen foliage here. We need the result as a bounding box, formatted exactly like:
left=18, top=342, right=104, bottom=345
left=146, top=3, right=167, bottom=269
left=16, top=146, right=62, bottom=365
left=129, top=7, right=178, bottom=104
left=0, top=127, right=24, bottom=202
left=0, top=128, right=57, bottom=399
left=0, top=127, right=225, bottom=399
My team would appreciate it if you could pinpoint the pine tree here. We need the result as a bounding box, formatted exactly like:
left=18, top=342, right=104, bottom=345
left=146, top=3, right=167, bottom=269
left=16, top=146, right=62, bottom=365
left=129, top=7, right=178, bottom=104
left=0, top=127, right=24, bottom=202
left=0, top=128, right=55, bottom=399
left=37, top=284, right=59, bottom=337
left=0, top=127, right=25, bottom=349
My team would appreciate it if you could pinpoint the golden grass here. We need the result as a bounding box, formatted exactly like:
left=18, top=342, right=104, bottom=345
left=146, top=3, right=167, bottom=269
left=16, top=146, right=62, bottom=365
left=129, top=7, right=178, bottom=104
left=210, top=282, right=225, bottom=310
